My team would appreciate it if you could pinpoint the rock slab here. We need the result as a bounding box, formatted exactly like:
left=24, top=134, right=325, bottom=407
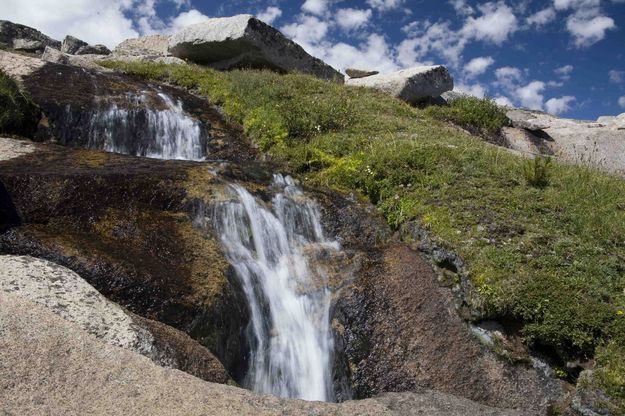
left=0, top=255, right=232, bottom=384
left=168, top=14, right=343, bottom=82
left=346, top=65, right=453, bottom=104
left=345, top=68, right=379, bottom=79
left=0, top=20, right=61, bottom=53
left=0, top=290, right=521, bottom=415
left=505, top=109, right=625, bottom=175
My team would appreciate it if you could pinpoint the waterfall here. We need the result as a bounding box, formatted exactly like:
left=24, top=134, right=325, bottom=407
left=212, top=174, right=338, bottom=402
left=87, top=91, right=207, bottom=161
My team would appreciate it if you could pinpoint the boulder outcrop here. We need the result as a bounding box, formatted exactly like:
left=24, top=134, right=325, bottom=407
left=345, top=65, right=453, bottom=104
left=345, top=68, right=379, bottom=79
left=504, top=109, right=625, bottom=175
left=114, top=34, right=170, bottom=56
left=0, top=20, right=60, bottom=53
left=0, top=290, right=522, bottom=415
left=168, top=14, right=343, bottom=82
left=61, top=35, right=88, bottom=54
left=0, top=255, right=232, bottom=384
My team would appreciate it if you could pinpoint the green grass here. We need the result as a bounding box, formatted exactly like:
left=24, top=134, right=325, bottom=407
left=0, top=70, right=39, bottom=136
left=101, top=61, right=625, bottom=407
left=425, top=95, right=509, bottom=136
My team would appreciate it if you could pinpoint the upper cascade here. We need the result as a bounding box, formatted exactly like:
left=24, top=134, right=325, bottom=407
left=88, top=91, right=207, bottom=161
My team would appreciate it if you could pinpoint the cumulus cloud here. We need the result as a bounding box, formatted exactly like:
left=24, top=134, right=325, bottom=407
left=494, top=96, right=514, bottom=107
left=302, top=0, right=330, bottom=16
left=282, top=15, right=329, bottom=47
left=515, top=81, right=546, bottom=110
left=336, top=8, right=372, bottom=30
left=566, top=15, right=615, bottom=47
left=257, top=6, right=282, bottom=25
left=366, top=0, right=405, bottom=12
left=619, top=96, right=625, bottom=109
left=526, top=7, right=557, bottom=27
left=464, top=56, right=495, bottom=78
left=462, top=2, right=518, bottom=44
left=168, top=9, right=209, bottom=33
left=317, top=34, right=400, bottom=73
left=493, top=66, right=524, bottom=90
left=449, top=0, right=475, bottom=16
left=545, top=95, right=576, bottom=114
left=555, top=65, right=574, bottom=75
left=456, top=82, right=488, bottom=98
left=609, top=70, right=625, bottom=83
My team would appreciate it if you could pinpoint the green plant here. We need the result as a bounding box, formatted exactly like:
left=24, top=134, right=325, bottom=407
left=523, top=156, right=552, bottom=188
left=425, top=96, right=508, bottom=135
left=0, top=70, right=39, bottom=136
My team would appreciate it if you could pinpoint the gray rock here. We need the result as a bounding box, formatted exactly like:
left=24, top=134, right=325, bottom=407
left=11, top=38, right=45, bottom=52
left=504, top=109, right=625, bottom=175
left=76, top=44, right=111, bottom=55
left=345, top=68, right=379, bottom=79
left=61, top=35, right=88, bottom=54
left=114, top=34, right=170, bottom=56
left=168, top=14, right=343, bottom=82
left=0, top=255, right=231, bottom=384
left=0, top=20, right=61, bottom=53
left=0, top=137, right=36, bottom=161
left=0, top=290, right=521, bottom=415
left=0, top=50, right=47, bottom=83
left=346, top=65, right=454, bottom=104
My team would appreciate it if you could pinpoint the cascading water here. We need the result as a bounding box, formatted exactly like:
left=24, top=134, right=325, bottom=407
left=87, top=91, right=207, bottom=160
left=211, top=174, right=338, bottom=402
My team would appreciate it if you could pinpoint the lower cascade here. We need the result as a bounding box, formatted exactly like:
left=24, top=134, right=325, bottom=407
left=212, top=174, right=338, bottom=401
left=88, top=91, right=207, bottom=161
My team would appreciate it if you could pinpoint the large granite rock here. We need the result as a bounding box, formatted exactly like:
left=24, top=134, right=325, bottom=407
left=114, top=34, right=170, bottom=56
left=504, top=109, right=625, bottom=175
left=346, top=66, right=454, bottom=104
left=0, top=20, right=60, bottom=53
left=0, top=290, right=522, bottom=415
left=61, top=35, right=88, bottom=54
left=168, top=14, right=343, bottom=82
left=345, top=68, right=379, bottom=79
left=0, top=255, right=232, bottom=384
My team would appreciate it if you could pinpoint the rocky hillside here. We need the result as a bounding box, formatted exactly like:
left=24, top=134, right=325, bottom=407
left=1, top=17, right=624, bottom=416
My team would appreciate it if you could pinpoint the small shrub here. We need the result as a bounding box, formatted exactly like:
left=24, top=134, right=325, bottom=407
left=0, top=70, right=39, bottom=136
left=425, top=96, right=508, bottom=135
left=523, top=156, right=552, bottom=188
left=243, top=106, right=288, bottom=151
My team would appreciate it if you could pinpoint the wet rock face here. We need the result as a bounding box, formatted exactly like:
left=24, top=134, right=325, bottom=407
left=0, top=145, right=251, bottom=381
left=332, top=245, right=565, bottom=414
left=22, top=62, right=255, bottom=162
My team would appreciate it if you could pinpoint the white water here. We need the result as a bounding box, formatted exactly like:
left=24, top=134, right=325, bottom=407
left=88, top=92, right=206, bottom=161
left=212, top=174, right=338, bottom=401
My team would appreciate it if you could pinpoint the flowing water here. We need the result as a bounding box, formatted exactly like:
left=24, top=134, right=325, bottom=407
left=212, top=174, right=338, bottom=401
left=88, top=91, right=207, bottom=160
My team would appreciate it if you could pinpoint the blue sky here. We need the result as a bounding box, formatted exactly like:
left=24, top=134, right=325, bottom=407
left=2, top=0, right=624, bottom=119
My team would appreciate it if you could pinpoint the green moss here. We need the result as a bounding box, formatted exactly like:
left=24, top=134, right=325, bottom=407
left=0, top=70, right=40, bottom=136
left=104, top=61, right=625, bottom=403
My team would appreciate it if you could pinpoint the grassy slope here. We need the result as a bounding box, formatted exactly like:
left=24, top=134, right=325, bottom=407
left=100, top=61, right=625, bottom=410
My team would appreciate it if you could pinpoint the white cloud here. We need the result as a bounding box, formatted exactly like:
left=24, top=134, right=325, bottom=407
left=494, top=66, right=524, bottom=90
left=168, top=9, right=209, bottom=33
left=609, top=70, right=625, bottom=83
left=456, top=82, right=488, bottom=98
left=545, top=95, right=576, bottom=114
left=555, top=65, right=574, bottom=75
left=449, top=0, right=474, bottom=16
left=366, top=0, right=405, bottom=11
left=464, top=56, right=495, bottom=78
left=0, top=0, right=139, bottom=47
left=515, top=81, right=546, bottom=110
left=317, top=34, right=400, bottom=73
left=302, top=0, right=330, bottom=16
left=526, top=7, right=557, bottom=27
left=566, top=14, right=616, bottom=47
left=619, top=96, right=625, bottom=108
left=336, top=8, right=372, bottom=30
left=257, top=6, right=282, bottom=25
left=282, top=15, right=329, bottom=47
left=462, top=2, right=519, bottom=44
left=494, top=95, right=514, bottom=107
